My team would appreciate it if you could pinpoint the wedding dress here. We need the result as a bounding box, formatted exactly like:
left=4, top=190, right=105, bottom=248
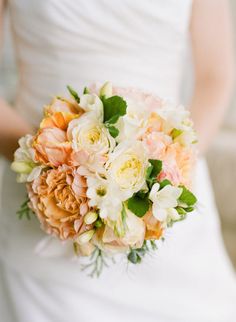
left=0, top=1, right=235, bottom=321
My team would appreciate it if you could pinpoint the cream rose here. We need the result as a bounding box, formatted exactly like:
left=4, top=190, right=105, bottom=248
left=106, top=141, right=148, bottom=198
left=67, top=114, right=115, bottom=167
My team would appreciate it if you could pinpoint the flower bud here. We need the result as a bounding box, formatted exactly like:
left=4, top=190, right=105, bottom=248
left=11, top=161, right=32, bottom=174
left=100, top=82, right=112, bottom=98
left=84, top=211, right=98, bottom=225
left=77, top=229, right=95, bottom=245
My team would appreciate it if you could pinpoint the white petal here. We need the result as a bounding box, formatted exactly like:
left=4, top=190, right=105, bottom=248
left=149, top=182, right=160, bottom=202
left=168, top=208, right=180, bottom=221
left=152, top=204, right=168, bottom=221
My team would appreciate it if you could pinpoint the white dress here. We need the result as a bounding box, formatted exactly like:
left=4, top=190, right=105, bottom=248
left=0, top=1, right=236, bottom=321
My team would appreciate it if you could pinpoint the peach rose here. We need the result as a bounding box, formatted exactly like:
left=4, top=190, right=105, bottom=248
left=40, top=97, right=83, bottom=130
left=33, top=127, right=72, bottom=167
left=28, top=165, right=91, bottom=240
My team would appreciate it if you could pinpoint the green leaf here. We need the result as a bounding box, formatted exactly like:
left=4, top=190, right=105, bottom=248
left=128, top=250, right=141, bottom=264
left=17, top=197, right=33, bottom=220
left=67, top=85, right=80, bottom=103
left=159, top=179, right=171, bottom=189
left=148, top=159, right=162, bottom=178
left=83, top=87, right=90, bottom=94
left=103, top=95, right=127, bottom=124
left=146, top=165, right=153, bottom=179
left=185, top=206, right=195, bottom=213
left=107, top=126, right=119, bottom=138
left=127, top=194, right=150, bottom=217
left=179, top=186, right=197, bottom=206
left=171, top=128, right=183, bottom=139
left=176, top=206, right=186, bottom=215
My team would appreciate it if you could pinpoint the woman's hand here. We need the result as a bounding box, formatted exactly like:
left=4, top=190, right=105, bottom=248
left=190, top=0, right=235, bottom=155
left=0, top=0, right=33, bottom=160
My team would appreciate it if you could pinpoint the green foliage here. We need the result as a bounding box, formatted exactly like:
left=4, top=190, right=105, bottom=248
left=146, top=159, right=162, bottom=188
left=67, top=85, right=80, bottom=103
left=103, top=95, right=127, bottom=124
left=159, top=179, right=171, bottom=189
left=81, top=247, right=114, bottom=278
left=127, top=193, right=150, bottom=217
left=83, top=87, right=90, bottom=94
left=106, top=125, right=119, bottom=138
left=127, top=240, right=158, bottom=264
left=17, top=198, right=32, bottom=220
left=171, top=128, right=183, bottom=139
left=179, top=186, right=197, bottom=206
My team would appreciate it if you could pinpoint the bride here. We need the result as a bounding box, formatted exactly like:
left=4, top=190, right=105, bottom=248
left=0, top=0, right=236, bottom=321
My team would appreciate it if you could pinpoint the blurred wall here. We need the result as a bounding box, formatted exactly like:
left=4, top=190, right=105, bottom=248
left=0, top=3, right=236, bottom=268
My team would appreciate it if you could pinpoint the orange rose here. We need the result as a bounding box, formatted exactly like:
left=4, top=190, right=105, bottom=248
left=40, top=97, right=83, bottom=130
left=33, top=127, right=72, bottom=167
left=28, top=165, right=91, bottom=240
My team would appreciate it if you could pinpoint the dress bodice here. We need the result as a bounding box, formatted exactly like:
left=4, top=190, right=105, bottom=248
left=8, top=0, right=192, bottom=126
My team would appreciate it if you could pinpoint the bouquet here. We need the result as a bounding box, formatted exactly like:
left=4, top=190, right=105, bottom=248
left=11, top=82, right=198, bottom=277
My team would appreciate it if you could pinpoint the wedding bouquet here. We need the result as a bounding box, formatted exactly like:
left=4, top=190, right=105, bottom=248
left=11, top=82, right=198, bottom=277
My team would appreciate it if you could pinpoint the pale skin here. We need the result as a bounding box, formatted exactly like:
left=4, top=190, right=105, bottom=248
left=0, top=0, right=234, bottom=160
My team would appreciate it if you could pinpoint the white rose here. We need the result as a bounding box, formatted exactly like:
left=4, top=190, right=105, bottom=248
left=116, top=98, right=148, bottom=142
left=79, top=94, right=104, bottom=121
left=67, top=114, right=115, bottom=159
left=106, top=140, right=148, bottom=197
left=11, top=134, right=43, bottom=183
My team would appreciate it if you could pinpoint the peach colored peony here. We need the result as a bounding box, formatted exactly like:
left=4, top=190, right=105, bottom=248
left=142, top=131, right=172, bottom=160
left=33, top=127, right=72, bottom=167
left=159, top=143, right=196, bottom=188
left=40, top=97, right=83, bottom=130
left=28, top=165, right=91, bottom=240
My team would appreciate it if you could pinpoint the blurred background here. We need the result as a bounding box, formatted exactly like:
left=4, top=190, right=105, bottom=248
left=0, top=1, right=236, bottom=270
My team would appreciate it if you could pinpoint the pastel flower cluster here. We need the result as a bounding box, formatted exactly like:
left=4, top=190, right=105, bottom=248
left=12, top=82, right=198, bottom=274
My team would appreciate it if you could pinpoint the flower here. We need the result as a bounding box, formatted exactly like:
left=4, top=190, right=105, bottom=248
left=28, top=165, right=91, bottom=240
left=79, top=94, right=104, bottom=121
left=86, top=174, right=123, bottom=220
left=103, top=208, right=145, bottom=248
left=11, top=134, right=42, bottom=183
left=149, top=183, right=182, bottom=224
left=67, top=113, right=115, bottom=169
left=157, top=101, right=190, bottom=132
left=162, top=143, right=196, bottom=188
left=142, top=131, right=172, bottom=160
left=33, top=127, right=72, bottom=167
left=99, top=81, right=113, bottom=98
left=106, top=141, right=148, bottom=198
left=143, top=210, right=164, bottom=240
left=40, top=97, right=82, bottom=130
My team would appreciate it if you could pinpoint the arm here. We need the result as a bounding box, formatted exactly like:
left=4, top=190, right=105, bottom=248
left=0, top=0, right=33, bottom=160
left=190, top=0, right=235, bottom=155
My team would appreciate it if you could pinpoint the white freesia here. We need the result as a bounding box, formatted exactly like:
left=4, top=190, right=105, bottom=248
left=11, top=134, right=42, bottom=183
left=106, top=140, right=148, bottom=198
left=158, top=101, right=190, bottom=131
left=174, top=129, right=197, bottom=146
left=86, top=174, right=123, bottom=221
left=79, top=93, right=104, bottom=121
left=67, top=113, right=115, bottom=165
left=100, top=81, right=113, bottom=98
left=149, top=183, right=183, bottom=224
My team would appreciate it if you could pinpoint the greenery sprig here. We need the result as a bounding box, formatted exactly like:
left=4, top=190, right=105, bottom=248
left=17, top=197, right=33, bottom=220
